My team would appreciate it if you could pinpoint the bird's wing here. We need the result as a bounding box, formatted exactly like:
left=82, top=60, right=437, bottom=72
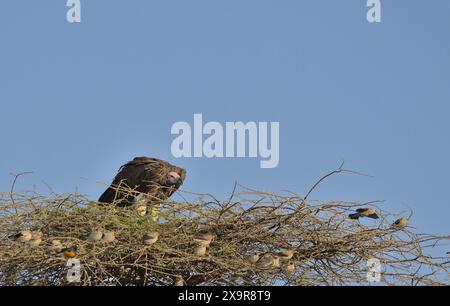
left=99, top=158, right=160, bottom=203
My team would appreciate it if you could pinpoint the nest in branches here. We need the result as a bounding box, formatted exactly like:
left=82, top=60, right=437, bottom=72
left=0, top=185, right=449, bottom=286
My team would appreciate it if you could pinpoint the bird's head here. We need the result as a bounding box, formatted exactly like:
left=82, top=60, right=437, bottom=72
left=163, top=168, right=186, bottom=188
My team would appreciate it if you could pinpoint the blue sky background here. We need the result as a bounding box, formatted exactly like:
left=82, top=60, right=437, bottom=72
left=0, top=0, right=449, bottom=248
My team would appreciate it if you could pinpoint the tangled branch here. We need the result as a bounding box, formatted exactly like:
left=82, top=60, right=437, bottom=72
left=0, top=182, right=448, bottom=286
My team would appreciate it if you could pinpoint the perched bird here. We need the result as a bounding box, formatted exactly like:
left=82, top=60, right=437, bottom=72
left=28, top=231, right=43, bottom=247
left=28, top=239, right=42, bottom=247
left=48, top=240, right=63, bottom=254
left=277, top=249, right=294, bottom=261
left=257, top=254, right=276, bottom=268
left=174, top=275, right=184, bottom=286
left=10, top=230, right=32, bottom=243
left=193, top=232, right=214, bottom=246
left=283, top=262, right=295, bottom=274
left=102, top=231, right=116, bottom=243
left=61, top=246, right=78, bottom=258
left=245, top=254, right=260, bottom=264
left=88, top=228, right=103, bottom=242
left=31, top=230, right=43, bottom=238
left=391, top=217, right=409, bottom=230
left=272, top=255, right=280, bottom=268
left=194, top=244, right=207, bottom=257
left=149, top=204, right=162, bottom=222
left=349, top=208, right=379, bottom=220
left=98, top=157, right=186, bottom=210
left=143, top=231, right=159, bottom=245
left=135, top=197, right=148, bottom=216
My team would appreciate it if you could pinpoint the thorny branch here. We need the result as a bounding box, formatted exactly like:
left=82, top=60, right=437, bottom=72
left=0, top=181, right=448, bottom=286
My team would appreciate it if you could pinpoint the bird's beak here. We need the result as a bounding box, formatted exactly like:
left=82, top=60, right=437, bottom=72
left=165, top=171, right=181, bottom=186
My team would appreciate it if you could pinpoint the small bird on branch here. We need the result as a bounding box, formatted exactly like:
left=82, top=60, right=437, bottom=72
left=245, top=254, right=260, bottom=264
left=277, top=249, right=295, bottom=261
left=88, top=227, right=103, bottom=242
left=257, top=253, right=280, bottom=268
left=391, top=217, right=409, bottom=230
left=194, top=244, right=207, bottom=257
left=47, top=240, right=63, bottom=254
left=143, top=231, right=159, bottom=245
left=102, top=231, right=116, bottom=243
left=61, top=246, right=78, bottom=258
left=193, top=232, right=214, bottom=246
left=348, top=208, right=379, bottom=220
left=9, top=230, right=32, bottom=242
left=28, top=231, right=43, bottom=247
left=283, top=262, right=295, bottom=274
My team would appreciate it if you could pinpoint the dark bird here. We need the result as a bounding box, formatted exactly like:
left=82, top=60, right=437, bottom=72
left=391, top=217, right=408, bottom=229
left=348, top=208, right=379, bottom=220
left=61, top=246, right=78, bottom=258
left=9, top=230, right=32, bottom=242
left=98, top=157, right=186, bottom=207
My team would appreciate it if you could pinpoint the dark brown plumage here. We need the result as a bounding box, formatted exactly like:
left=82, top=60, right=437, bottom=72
left=98, top=157, right=186, bottom=206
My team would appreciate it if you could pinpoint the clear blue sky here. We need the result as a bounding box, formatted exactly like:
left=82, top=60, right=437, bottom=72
left=0, top=0, right=449, bottom=242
